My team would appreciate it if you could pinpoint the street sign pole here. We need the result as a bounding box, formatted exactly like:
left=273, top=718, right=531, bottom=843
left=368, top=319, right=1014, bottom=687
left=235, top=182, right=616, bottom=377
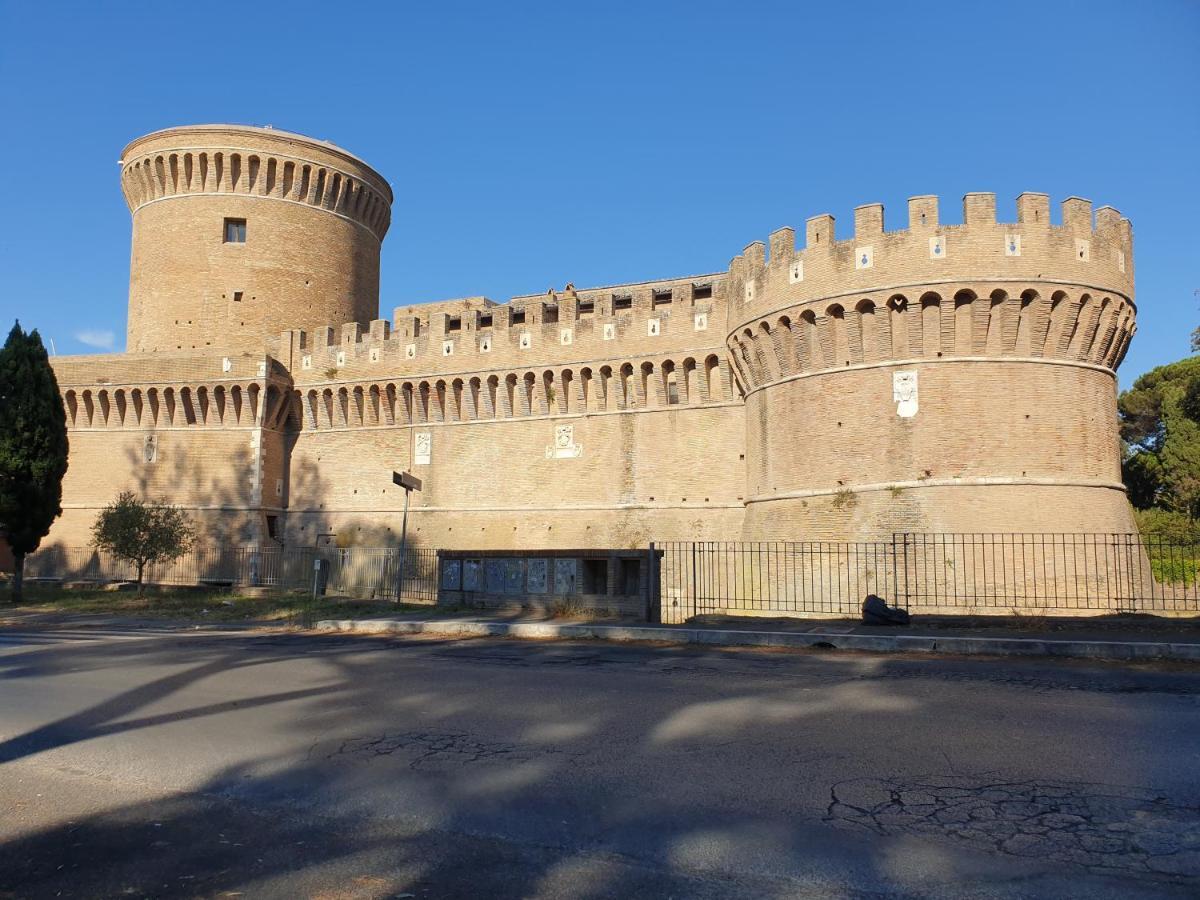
left=391, top=471, right=423, bottom=599
left=399, top=487, right=410, bottom=572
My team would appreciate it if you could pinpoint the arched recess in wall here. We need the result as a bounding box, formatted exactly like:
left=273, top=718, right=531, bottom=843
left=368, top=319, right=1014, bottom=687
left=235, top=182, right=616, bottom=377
left=640, top=361, right=656, bottom=407
left=1066, top=294, right=1094, bottom=359
left=451, top=378, right=465, bottom=421
left=824, top=304, right=849, bottom=367
left=367, top=384, right=381, bottom=425
left=680, top=357, right=697, bottom=404
left=915, top=294, right=939, bottom=358
left=578, top=367, right=593, bottom=410
left=756, top=322, right=780, bottom=382
left=484, top=375, right=498, bottom=419
left=983, top=290, right=1007, bottom=355
left=540, top=370, right=555, bottom=415
left=1013, top=289, right=1038, bottom=356
left=598, top=365, right=613, bottom=411
left=704, top=354, right=722, bottom=402
left=559, top=369, right=573, bottom=413
left=467, top=377, right=482, bottom=420
left=854, top=300, right=878, bottom=364
left=951, top=290, right=975, bottom=355
left=619, top=363, right=635, bottom=409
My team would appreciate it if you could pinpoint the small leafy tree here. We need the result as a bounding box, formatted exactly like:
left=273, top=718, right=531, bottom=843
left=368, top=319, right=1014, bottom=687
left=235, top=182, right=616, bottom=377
left=0, top=321, right=69, bottom=603
left=91, top=492, right=197, bottom=595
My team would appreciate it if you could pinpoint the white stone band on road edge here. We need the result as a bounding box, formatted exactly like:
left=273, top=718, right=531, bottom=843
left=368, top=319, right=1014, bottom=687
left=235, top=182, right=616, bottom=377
left=313, top=619, right=1200, bottom=662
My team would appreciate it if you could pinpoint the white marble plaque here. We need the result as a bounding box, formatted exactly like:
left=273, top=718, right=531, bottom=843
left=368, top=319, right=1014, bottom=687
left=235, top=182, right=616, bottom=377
left=442, top=340, right=454, bottom=356
left=789, top=260, right=804, bottom=284
left=414, top=431, right=431, bottom=465
left=222, top=357, right=233, bottom=373
left=744, top=282, right=755, bottom=302
left=694, top=313, right=707, bottom=331
left=855, top=246, right=874, bottom=270
left=1075, top=238, right=1090, bottom=262
left=1005, top=234, right=1021, bottom=257
left=929, top=236, right=946, bottom=259
left=369, top=348, right=380, bottom=362
left=546, top=424, right=582, bottom=459
left=519, top=332, right=532, bottom=349
left=302, top=355, right=312, bottom=370
left=893, top=370, right=918, bottom=418
left=647, top=318, right=660, bottom=336
left=560, top=328, right=573, bottom=346
left=405, top=343, right=417, bottom=359
left=480, top=337, right=491, bottom=352
left=603, top=323, right=616, bottom=340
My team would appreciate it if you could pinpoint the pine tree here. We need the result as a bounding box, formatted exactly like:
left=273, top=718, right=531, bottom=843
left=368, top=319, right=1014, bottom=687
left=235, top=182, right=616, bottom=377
left=0, top=322, right=69, bottom=602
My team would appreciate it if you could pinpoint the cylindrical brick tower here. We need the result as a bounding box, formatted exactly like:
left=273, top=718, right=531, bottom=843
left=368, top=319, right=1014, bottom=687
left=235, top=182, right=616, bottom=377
left=120, top=124, right=392, bottom=353
left=728, top=192, right=1137, bottom=539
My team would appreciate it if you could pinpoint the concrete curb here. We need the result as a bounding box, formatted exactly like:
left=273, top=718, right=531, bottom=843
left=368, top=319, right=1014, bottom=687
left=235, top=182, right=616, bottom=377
left=314, top=618, right=1200, bottom=662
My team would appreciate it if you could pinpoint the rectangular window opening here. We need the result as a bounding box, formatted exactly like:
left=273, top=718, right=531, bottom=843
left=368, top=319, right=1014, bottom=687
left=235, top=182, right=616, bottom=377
left=542, top=304, right=559, bottom=324
left=223, top=218, right=247, bottom=243
left=232, top=291, right=243, bottom=302
left=581, top=558, right=608, bottom=594
left=653, top=290, right=673, bottom=306
left=578, top=300, right=595, bottom=317
left=613, top=294, right=632, bottom=311
left=511, top=308, right=526, bottom=325
left=693, top=284, right=713, bottom=300
left=619, top=558, right=641, bottom=596
left=447, top=316, right=462, bottom=332
left=478, top=313, right=493, bottom=329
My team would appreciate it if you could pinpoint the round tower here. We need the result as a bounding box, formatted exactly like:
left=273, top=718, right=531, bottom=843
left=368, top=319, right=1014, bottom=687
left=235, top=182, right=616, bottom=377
left=119, top=125, right=392, bottom=353
left=728, top=192, right=1137, bottom=540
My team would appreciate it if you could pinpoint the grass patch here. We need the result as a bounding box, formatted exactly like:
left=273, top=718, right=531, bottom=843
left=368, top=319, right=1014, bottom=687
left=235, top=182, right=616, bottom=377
left=1, top=584, right=438, bottom=626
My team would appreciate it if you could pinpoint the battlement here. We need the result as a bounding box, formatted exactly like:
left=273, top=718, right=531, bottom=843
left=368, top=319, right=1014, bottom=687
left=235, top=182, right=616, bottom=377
left=729, top=192, right=1134, bottom=336
left=272, top=273, right=729, bottom=383
left=120, top=125, right=392, bottom=240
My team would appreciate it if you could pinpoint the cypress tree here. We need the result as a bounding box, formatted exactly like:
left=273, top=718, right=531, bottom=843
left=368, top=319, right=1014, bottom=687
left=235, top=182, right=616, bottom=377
left=0, top=321, right=69, bottom=602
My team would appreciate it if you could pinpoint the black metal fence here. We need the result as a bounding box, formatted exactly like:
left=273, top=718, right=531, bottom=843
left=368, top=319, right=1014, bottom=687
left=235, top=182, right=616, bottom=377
left=657, top=534, right=1200, bottom=623
left=22, top=545, right=440, bottom=604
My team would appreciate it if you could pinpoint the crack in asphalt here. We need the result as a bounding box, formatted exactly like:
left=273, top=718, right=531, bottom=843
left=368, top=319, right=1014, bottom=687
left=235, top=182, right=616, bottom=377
left=825, top=775, right=1200, bottom=880
left=324, top=730, right=574, bottom=771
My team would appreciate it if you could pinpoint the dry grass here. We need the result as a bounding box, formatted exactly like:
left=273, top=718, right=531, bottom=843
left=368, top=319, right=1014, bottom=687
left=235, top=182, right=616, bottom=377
left=1, top=584, right=437, bottom=625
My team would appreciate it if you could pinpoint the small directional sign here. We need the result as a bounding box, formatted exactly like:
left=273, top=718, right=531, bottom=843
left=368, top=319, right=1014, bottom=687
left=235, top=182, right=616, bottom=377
left=392, top=470, right=422, bottom=492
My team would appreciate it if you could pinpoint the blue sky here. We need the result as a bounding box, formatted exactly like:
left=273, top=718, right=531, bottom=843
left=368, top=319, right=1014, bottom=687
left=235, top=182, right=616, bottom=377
left=0, top=0, right=1196, bottom=387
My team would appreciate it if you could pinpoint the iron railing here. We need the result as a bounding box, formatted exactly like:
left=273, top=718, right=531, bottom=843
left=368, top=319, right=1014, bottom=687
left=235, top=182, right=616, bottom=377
left=657, top=534, right=1200, bottom=623
left=21, top=545, right=440, bottom=604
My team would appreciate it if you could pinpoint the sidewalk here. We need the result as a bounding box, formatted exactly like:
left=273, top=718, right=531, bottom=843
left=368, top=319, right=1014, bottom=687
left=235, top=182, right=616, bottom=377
left=315, top=610, right=1200, bottom=662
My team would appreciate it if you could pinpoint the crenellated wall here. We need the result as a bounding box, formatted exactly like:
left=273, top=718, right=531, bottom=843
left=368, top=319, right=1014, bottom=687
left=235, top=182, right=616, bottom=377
left=41, top=125, right=1142, bottom=555
left=121, top=125, right=392, bottom=355
left=726, top=193, right=1136, bottom=540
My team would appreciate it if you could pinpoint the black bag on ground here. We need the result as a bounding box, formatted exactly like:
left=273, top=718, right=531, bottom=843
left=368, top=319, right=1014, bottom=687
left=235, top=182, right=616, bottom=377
left=861, top=594, right=911, bottom=626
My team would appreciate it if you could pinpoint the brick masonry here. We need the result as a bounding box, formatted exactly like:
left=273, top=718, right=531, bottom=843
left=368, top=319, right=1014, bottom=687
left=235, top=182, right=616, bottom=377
left=42, top=125, right=1138, bottom=551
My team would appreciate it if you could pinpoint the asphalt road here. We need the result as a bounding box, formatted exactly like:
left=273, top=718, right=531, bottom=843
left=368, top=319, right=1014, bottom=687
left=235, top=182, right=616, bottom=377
left=1, top=626, right=1198, bottom=899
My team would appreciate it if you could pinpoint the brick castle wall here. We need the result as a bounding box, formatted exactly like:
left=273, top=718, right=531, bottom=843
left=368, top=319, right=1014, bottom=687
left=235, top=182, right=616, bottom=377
left=39, top=126, right=1138, bottom=552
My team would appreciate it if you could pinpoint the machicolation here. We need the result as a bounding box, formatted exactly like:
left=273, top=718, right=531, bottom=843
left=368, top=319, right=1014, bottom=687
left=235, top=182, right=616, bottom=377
left=44, top=124, right=1138, bottom=552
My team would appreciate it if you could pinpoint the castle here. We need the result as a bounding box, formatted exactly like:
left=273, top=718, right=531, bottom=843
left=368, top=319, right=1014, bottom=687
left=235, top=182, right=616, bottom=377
left=43, top=124, right=1139, bottom=553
